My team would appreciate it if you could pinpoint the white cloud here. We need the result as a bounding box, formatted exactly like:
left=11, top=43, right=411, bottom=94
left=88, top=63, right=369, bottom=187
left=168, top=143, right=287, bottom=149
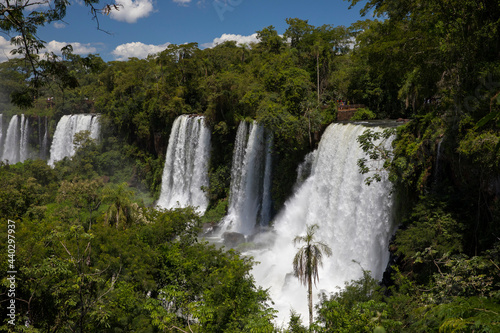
left=25, top=0, right=51, bottom=10
left=46, top=41, right=97, bottom=55
left=173, top=0, right=192, bottom=6
left=0, top=36, right=20, bottom=63
left=53, top=22, right=66, bottom=29
left=110, top=0, right=155, bottom=23
left=0, top=37, right=99, bottom=63
left=202, top=33, right=258, bottom=48
left=111, top=42, right=171, bottom=61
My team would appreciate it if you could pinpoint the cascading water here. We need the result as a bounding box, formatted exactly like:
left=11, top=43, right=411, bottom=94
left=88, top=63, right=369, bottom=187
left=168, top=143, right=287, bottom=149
left=48, top=114, right=100, bottom=166
left=221, top=121, right=273, bottom=235
left=249, top=123, right=396, bottom=326
left=19, top=114, right=29, bottom=162
left=157, top=115, right=211, bottom=214
left=0, top=114, right=3, bottom=151
left=295, top=150, right=317, bottom=190
left=433, top=137, right=444, bottom=189
left=2, top=115, right=20, bottom=163
left=40, top=116, right=49, bottom=160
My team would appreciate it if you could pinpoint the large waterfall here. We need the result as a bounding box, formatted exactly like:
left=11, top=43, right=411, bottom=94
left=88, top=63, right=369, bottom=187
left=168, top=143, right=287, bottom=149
left=221, top=121, right=273, bottom=235
left=157, top=115, right=211, bottom=214
left=249, top=123, right=396, bottom=326
left=1, top=114, right=30, bottom=164
left=48, top=114, right=100, bottom=166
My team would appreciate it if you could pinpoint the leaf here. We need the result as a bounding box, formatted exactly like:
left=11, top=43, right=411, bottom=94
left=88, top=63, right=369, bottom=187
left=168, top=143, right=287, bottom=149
left=474, top=111, right=500, bottom=129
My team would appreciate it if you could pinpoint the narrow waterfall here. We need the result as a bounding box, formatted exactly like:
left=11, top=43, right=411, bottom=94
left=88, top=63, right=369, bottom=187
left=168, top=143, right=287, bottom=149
left=19, top=114, right=29, bottom=162
left=433, top=137, right=444, bottom=189
left=221, top=121, right=273, bottom=235
left=2, top=115, right=20, bottom=163
left=0, top=114, right=3, bottom=152
left=157, top=115, right=211, bottom=214
left=250, top=123, right=395, bottom=326
left=48, top=114, right=100, bottom=166
left=40, top=116, right=49, bottom=160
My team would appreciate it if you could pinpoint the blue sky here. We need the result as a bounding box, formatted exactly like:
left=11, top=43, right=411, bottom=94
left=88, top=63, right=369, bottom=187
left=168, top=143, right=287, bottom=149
left=0, top=0, right=369, bottom=62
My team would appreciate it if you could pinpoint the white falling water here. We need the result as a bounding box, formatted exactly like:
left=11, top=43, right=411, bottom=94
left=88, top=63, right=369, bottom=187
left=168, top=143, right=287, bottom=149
left=221, top=121, right=273, bottom=235
left=48, top=114, right=100, bottom=166
left=157, top=115, right=211, bottom=214
left=2, top=115, right=20, bottom=163
left=433, top=137, right=444, bottom=188
left=295, top=150, right=317, bottom=190
left=0, top=114, right=3, bottom=151
left=41, top=117, right=49, bottom=160
left=249, top=123, right=396, bottom=326
left=19, top=114, right=29, bottom=162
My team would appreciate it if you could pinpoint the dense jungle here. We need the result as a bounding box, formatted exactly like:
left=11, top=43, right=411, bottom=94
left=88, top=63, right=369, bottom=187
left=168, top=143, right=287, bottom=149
left=0, top=0, right=499, bottom=332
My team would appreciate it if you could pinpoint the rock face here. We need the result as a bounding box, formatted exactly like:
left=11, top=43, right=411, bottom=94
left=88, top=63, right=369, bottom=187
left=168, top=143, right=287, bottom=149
left=222, top=232, right=246, bottom=248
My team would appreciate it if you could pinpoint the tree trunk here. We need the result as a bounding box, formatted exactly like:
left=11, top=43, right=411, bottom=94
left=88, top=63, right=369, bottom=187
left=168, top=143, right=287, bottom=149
left=308, top=272, right=313, bottom=327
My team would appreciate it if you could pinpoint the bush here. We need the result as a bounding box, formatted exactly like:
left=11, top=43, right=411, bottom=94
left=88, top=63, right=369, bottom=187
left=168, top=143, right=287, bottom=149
left=351, top=108, right=377, bottom=121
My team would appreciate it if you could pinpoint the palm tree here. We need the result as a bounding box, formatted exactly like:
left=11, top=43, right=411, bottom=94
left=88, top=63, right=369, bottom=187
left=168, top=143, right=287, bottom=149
left=293, top=224, right=332, bottom=327
left=103, top=182, right=134, bottom=229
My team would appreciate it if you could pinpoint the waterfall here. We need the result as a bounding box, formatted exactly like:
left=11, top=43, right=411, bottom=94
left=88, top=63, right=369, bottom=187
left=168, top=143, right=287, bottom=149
left=249, top=123, right=396, bottom=326
left=0, top=114, right=32, bottom=163
left=0, top=114, right=3, bottom=154
left=433, top=137, right=444, bottom=189
left=2, top=115, right=20, bottom=163
left=157, top=115, right=211, bottom=214
left=40, top=117, right=49, bottom=160
left=19, top=114, right=29, bottom=162
left=221, top=121, right=273, bottom=235
left=48, top=114, right=100, bottom=166
left=295, top=150, right=317, bottom=190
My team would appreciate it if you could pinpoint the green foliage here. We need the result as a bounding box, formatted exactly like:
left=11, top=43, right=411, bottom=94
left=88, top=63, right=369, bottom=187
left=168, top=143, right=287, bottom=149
left=351, top=107, right=377, bottom=121
left=458, top=129, right=500, bottom=175
left=286, top=310, right=308, bottom=333
left=313, top=270, right=402, bottom=332
left=201, top=198, right=228, bottom=226
left=149, top=242, right=276, bottom=332
left=356, top=127, right=396, bottom=185
left=415, top=297, right=500, bottom=333
left=395, top=199, right=464, bottom=257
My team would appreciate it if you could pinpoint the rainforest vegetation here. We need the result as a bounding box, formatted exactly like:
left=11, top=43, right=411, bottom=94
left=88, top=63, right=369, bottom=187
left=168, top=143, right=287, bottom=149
left=1, top=0, right=500, bottom=331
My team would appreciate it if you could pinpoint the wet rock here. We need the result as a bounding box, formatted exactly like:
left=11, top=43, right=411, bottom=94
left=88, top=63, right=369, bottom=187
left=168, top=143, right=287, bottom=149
left=222, top=231, right=246, bottom=248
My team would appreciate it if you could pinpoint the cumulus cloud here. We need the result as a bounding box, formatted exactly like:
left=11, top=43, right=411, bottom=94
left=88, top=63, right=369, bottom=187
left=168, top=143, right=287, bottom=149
left=202, top=33, right=258, bottom=48
left=46, top=41, right=97, bottom=55
left=110, top=0, right=155, bottom=23
left=111, top=42, right=171, bottom=61
left=0, top=36, right=19, bottom=63
left=0, top=37, right=99, bottom=63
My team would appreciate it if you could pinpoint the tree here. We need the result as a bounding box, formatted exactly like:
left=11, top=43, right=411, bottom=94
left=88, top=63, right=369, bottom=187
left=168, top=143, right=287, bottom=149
left=0, top=0, right=117, bottom=107
left=256, top=25, right=284, bottom=54
left=293, top=224, right=332, bottom=327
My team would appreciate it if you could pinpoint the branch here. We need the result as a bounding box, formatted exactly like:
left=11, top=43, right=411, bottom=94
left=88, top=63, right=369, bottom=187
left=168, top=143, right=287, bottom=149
left=87, top=3, right=122, bottom=35
left=59, top=240, right=76, bottom=265
left=490, top=90, right=500, bottom=113
left=170, top=325, right=194, bottom=333
left=91, top=266, right=122, bottom=305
